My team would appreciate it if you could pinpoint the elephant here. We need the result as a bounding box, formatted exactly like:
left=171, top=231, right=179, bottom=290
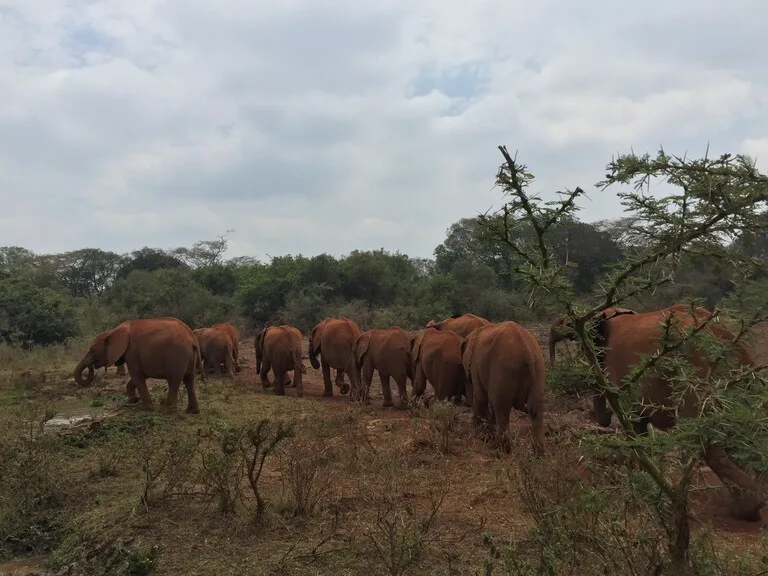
left=354, top=327, right=413, bottom=408
left=409, top=327, right=467, bottom=405
left=309, top=316, right=362, bottom=400
left=425, top=313, right=491, bottom=339
left=73, top=317, right=203, bottom=413
left=577, top=304, right=766, bottom=521
left=212, top=322, right=241, bottom=372
left=548, top=314, right=571, bottom=363
left=461, top=321, right=546, bottom=455
left=193, top=326, right=235, bottom=378
left=255, top=324, right=306, bottom=397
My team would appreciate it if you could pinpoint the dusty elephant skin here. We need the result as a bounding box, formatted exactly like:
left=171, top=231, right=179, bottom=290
left=410, top=327, right=467, bottom=405
left=425, top=313, right=491, bottom=339
left=73, top=317, right=203, bottom=414
left=255, top=324, right=306, bottom=397
left=212, top=321, right=241, bottom=372
left=308, top=316, right=362, bottom=400
left=194, top=326, right=236, bottom=378
left=581, top=304, right=767, bottom=522
left=354, top=327, right=413, bottom=408
left=461, top=321, right=546, bottom=456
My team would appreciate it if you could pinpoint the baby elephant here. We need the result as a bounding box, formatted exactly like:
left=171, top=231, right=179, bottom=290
left=255, top=324, right=306, bottom=397
left=461, top=321, right=545, bottom=456
left=194, top=326, right=236, bottom=378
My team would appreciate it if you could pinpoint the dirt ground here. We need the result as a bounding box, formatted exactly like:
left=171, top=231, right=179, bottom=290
left=234, top=321, right=768, bottom=536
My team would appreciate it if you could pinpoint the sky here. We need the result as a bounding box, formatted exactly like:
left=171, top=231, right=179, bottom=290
left=1, top=1, right=767, bottom=261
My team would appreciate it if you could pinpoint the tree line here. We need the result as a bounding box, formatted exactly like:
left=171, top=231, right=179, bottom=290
left=1, top=211, right=765, bottom=346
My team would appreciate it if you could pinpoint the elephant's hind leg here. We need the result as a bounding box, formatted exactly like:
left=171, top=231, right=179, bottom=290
left=183, top=371, right=200, bottom=414
left=321, top=358, right=334, bottom=397
left=471, top=383, right=492, bottom=441
left=259, top=359, right=273, bottom=392
left=379, top=372, right=394, bottom=408
left=163, top=377, right=183, bottom=412
left=293, top=369, right=304, bottom=398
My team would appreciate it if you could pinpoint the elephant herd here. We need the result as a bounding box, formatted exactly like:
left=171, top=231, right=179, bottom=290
left=72, top=305, right=767, bottom=522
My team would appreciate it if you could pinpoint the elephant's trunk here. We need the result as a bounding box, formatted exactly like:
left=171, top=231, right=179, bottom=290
left=74, top=356, right=95, bottom=386
left=549, top=334, right=557, bottom=363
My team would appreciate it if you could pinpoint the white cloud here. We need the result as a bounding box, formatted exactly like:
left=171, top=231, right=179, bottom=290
left=1, top=0, right=767, bottom=260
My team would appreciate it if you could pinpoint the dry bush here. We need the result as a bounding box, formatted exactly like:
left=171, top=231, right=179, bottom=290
left=279, top=424, right=339, bottom=517
left=347, top=448, right=447, bottom=576
left=410, top=398, right=462, bottom=455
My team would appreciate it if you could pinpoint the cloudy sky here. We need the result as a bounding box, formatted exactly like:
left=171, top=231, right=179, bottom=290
left=1, top=1, right=766, bottom=261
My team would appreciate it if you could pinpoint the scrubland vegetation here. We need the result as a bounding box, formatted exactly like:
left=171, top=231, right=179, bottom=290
left=1, top=146, right=768, bottom=575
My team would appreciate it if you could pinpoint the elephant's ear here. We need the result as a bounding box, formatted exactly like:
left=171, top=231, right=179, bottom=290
left=355, top=332, right=371, bottom=367
left=309, top=320, right=325, bottom=353
left=104, top=322, right=131, bottom=367
left=411, top=331, right=426, bottom=367
left=600, top=307, right=636, bottom=321
left=592, top=307, right=635, bottom=363
left=461, top=330, right=477, bottom=376
left=255, top=328, right=267, bottom=355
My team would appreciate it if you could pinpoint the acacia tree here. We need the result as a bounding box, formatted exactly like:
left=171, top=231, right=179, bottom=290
left=478, top=146, right=768, bottom=573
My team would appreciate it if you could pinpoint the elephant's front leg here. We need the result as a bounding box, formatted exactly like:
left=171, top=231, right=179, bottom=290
left=393, top=374, right=408, bottom=410
left=704, top=445, right=766, bottom=522
left=125, top=378, right=141, bottom=404
left=363, top=363, right=377, bottom=406
left=346, top=364, right=362, bottom=403
left=132, top=375, right=154, bottom=411
left=321, top=358, right=333, bottom=397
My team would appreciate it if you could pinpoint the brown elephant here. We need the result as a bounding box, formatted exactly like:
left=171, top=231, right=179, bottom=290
left=193, top=327, right=235, bottom=378
left=425, top=313, right=491, bottom=338
left=410, top=327, right=466, bottom=404
left=73, top=317, right=203, bottom=413
left=255, top=324, right=306, bottom=396
left=582, top=304, right=766, bottom=521
left=212, top=322, right=241, bottom=372
left=309, top=316, right=362, bottom=400
left=354, top=327, right=413, bottom=408
left=461, top=321, right=545, bottom=455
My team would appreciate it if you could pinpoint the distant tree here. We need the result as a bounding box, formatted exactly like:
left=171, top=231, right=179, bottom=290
left=54, top=248, right=126, bottom=298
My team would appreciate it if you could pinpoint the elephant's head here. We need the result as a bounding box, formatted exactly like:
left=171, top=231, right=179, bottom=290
left=308, top=319, right=329, bottom=370
left=548, top=316, right=575, bottom=362
left=73, top=322, right=131, bottom=386
left=354, top=330, right=373, bottom=370
left=254, top=327, right=269, bottom=374
left=590, top=307, right=637, bottom=427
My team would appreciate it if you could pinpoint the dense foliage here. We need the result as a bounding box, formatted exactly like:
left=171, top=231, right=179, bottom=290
left=0, top=209, right=762, bottom=345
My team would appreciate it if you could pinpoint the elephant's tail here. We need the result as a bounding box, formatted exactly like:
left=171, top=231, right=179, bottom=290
left=293, top=345, right=307, bottom=374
